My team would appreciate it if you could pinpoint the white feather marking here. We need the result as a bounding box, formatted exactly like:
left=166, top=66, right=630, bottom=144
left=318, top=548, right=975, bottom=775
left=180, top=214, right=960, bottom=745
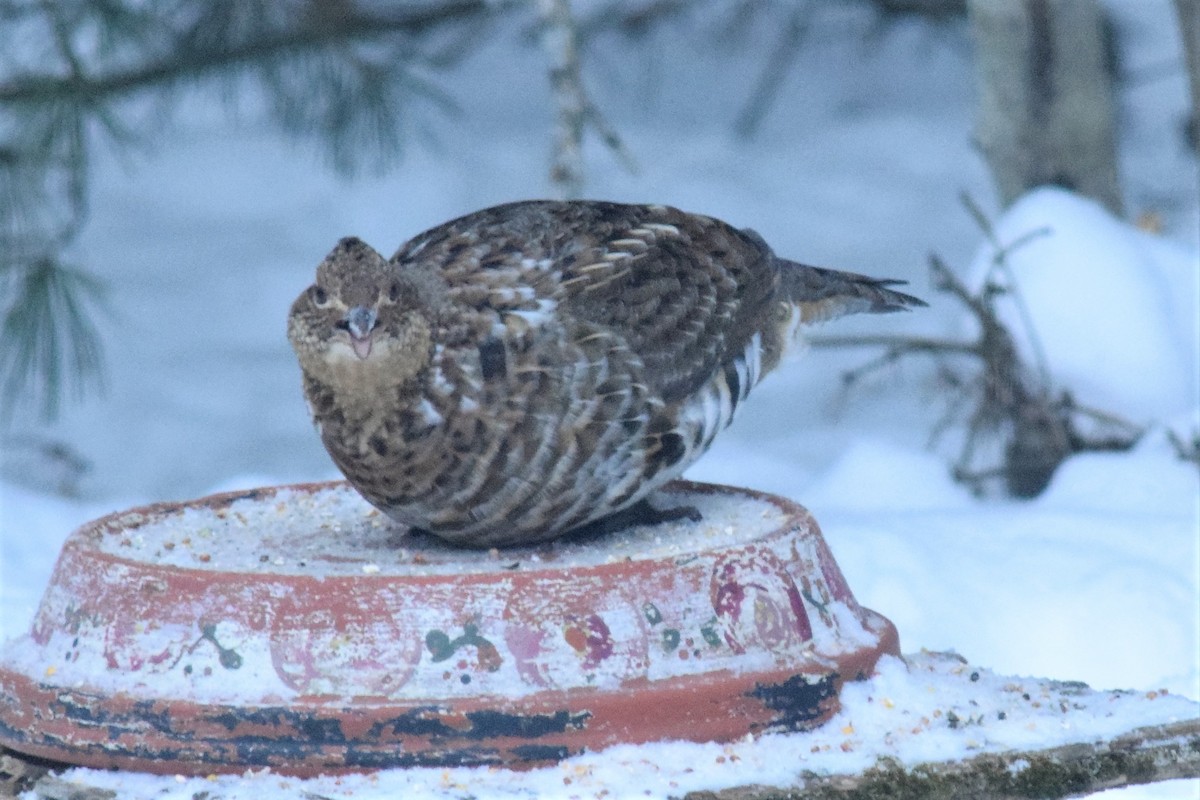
left=491, top=287, right=518, bottom=305
left=406, top=236, right=431, bottom=257
left=714, top=369, right=734, bottom=429
left=641, top=222, right=680, bottom=236
left=487, top=284, right=537, bottom=303
left=507, top=298, right=557, bottom=329
left=745, top=332, right=763, bottom=388
left=576, top=330, right=612, bottom=344
left=674, top=374, right=740, bottom=477
left=733, top=355, right=752, bottom=401
left=784, top=303, right=804, bottom=341
left=461, top=371, right=482, bottom=392
left=430, top=366, right=455, bottom=395
left=521, top=257, right=554, bottom=272
left=418, top=397, right=443, bottom=427
left=699, top=386, right=723, bottom=447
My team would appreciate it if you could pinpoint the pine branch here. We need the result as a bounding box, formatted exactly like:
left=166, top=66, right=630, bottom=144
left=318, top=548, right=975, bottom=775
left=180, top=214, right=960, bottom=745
left=0, top=0, right=523, bottom=419
left=0, top=256, right=107, bottom=422
left=0, top=1, right=514, bottom=106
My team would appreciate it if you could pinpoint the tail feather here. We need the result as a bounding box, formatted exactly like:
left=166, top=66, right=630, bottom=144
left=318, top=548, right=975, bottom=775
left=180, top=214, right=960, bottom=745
left=777, top=259, right=926, bottom=324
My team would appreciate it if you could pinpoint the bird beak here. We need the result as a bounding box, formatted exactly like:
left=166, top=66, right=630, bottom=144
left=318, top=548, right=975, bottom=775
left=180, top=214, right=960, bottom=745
left=343, top=306, right=377, bottom=360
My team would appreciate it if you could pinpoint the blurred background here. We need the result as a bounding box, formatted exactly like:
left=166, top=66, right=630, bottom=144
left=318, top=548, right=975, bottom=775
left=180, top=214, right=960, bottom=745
left=0, top=0, right=1194, bottom=504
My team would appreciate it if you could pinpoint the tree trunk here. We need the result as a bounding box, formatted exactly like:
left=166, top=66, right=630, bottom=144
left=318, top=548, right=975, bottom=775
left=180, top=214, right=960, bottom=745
left=967, top=0, right=1123, bottom=215
left=1176, top=0, right=1200, bottom=151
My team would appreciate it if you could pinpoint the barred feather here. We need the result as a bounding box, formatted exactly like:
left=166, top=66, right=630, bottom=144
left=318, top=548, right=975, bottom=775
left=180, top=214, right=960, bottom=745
left=288, top=200, right=924, bottom=547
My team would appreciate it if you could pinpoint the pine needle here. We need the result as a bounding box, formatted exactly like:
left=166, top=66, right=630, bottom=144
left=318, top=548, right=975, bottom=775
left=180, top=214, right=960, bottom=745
left=0, top=257, right=108, bottom=421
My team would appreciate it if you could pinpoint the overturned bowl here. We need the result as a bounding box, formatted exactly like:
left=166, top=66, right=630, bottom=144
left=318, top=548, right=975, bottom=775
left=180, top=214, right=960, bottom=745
left=0, top=479, right=898, bottom=776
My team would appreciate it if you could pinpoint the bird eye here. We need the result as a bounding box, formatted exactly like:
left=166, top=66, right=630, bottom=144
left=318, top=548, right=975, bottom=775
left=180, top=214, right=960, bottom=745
left=311, top=286, right=329, bottom=306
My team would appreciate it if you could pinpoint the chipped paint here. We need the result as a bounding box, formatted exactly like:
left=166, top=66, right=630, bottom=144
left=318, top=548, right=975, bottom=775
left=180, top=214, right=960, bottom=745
left=0, top=480, right=898, bottom=775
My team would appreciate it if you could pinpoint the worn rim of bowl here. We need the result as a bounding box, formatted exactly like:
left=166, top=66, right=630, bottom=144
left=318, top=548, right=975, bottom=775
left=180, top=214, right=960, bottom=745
left=0, top=479, right=899, bottom=775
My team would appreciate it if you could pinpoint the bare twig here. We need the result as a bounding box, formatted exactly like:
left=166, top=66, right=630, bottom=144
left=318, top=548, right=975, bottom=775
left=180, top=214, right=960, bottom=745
left=577, top=0, right=690, bottom=39
left=536, top=0, right=636, bottom=198
left=1167, top=428, right=1200, bottom=469
left=813, top=240, right=1144, bottom=498
left=961, top=190, right=1054, bottom=389
left=0, top=434, right=91, bottom=496
left=809, top=334, right=977, bottom=357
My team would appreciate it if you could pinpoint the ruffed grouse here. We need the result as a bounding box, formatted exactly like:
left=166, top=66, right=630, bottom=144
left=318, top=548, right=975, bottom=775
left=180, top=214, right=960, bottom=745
left=288, top=200, right=923, bottom=547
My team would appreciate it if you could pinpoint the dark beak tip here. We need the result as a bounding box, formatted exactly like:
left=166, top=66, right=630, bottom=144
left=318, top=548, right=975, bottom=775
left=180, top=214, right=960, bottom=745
left=343, top=305, right=379, bottom=339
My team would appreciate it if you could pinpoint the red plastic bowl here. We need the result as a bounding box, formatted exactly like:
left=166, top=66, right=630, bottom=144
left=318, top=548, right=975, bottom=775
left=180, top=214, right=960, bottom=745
left=0, top=480, right=897, bottom=775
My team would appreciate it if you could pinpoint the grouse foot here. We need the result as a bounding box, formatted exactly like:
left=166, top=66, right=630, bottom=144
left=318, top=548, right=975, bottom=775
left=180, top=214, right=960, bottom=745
left=563, top=498, right=703, bottom=543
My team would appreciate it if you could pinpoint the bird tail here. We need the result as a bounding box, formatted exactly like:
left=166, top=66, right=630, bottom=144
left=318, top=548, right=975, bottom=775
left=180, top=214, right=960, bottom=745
left=776, top=259, right=926, bottom=324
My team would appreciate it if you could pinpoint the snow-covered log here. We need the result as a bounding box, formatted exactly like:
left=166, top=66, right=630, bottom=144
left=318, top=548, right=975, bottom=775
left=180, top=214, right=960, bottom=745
left=3, top=652, right=1196, bottom=799
left=683, top=720, right=1200, bottom=799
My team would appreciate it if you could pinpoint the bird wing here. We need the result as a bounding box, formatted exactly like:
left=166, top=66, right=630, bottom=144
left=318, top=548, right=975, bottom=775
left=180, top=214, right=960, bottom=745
left=392, top=201, right=781, bottom=404
left=552, top=203, right=780, bottom=403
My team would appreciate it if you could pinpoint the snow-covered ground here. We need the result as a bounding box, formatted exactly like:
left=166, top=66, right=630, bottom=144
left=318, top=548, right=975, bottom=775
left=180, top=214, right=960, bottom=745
left=1, top=2, right=1197, bottom=797
left=17, top=652, right=1199, bottom=800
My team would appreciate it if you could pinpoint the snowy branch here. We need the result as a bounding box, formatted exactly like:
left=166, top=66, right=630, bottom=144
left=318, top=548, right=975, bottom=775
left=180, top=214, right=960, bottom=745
left=0, top=0, right=520, bottom=420
left=812, top=245, right=1145, bottom=499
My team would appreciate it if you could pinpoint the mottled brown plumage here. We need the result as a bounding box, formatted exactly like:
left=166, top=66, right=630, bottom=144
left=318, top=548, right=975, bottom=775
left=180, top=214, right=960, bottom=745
left=288, top=200, right=923, bottom=547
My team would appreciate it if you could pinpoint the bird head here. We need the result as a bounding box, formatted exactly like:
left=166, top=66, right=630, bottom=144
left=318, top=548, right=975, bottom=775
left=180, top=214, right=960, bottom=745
left=288, top=237, right=438, bottom=391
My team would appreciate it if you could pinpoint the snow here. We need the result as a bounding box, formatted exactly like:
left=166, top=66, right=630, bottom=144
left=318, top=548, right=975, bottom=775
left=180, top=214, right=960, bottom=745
left=81, top=483, right=786, bottom=576
left=967, top=186, right=1200, bottom=422
left=15, top=653, right=1199, bottom=800
left=1, top=0, right=1198, bottom=797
